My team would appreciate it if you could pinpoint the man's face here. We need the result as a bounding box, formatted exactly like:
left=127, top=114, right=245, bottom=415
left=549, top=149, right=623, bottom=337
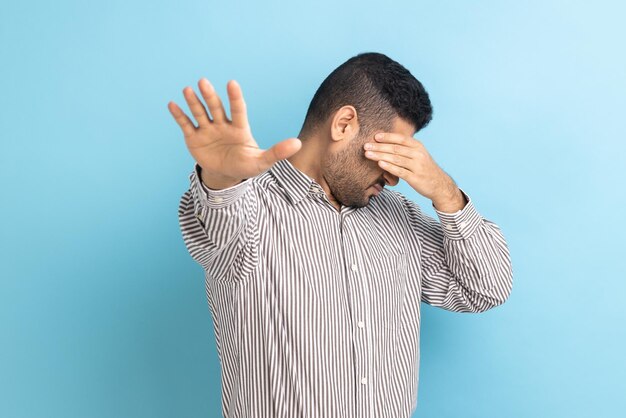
left=323, top=116, right=416, bottom=208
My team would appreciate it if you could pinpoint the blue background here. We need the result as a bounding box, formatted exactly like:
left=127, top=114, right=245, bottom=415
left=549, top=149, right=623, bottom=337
left=2, top=1, right=625, bottom=417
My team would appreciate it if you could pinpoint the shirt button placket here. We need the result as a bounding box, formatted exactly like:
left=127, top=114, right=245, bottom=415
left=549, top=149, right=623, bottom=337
left=342, top=216, right=370, bottom=418
left=351, top=260, right=369, bottom=416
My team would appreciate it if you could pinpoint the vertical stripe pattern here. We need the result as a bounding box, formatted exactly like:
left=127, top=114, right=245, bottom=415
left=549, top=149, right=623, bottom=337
left=178, top=159, right=513, bottom=418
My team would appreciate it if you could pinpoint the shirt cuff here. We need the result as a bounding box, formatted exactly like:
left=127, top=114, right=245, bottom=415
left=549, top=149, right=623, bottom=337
left=432, top=188, right=482, bottom=240
left=190, top=163, right=252, bottom=209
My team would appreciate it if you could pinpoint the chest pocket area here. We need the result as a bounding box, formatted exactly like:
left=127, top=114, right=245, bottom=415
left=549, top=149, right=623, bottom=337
left=363, top=251, right=408, bottom=330
left=370, top=251, right=407, bottom=273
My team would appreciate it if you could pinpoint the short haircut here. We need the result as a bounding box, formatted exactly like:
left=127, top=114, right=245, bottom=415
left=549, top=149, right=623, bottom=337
left=298, top=52, right=433, bottom=140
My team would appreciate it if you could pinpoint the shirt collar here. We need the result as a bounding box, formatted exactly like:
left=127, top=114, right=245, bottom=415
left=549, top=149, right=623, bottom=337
left=270, top=159, right=320, bottom=205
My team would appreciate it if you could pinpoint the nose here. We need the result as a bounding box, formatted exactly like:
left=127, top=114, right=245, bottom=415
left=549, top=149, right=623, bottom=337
left=383, top=171, right=399, bottom=187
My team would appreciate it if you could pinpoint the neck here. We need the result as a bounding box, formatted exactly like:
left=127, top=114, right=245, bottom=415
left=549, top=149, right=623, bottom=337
left=287, top=135, right=325, bottom=184
left=287, top=135, right=341, bottom=209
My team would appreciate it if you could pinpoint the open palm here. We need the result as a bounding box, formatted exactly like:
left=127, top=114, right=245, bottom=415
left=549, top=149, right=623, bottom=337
left=168, top=78, right=302, bottom=185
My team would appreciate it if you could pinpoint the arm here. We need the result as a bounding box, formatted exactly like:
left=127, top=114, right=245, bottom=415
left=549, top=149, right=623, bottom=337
left=178, top=163, right=258, bottom=282
left=169, top=78, right=299, bottom=281
left=402, top=188, right=513, bottom=313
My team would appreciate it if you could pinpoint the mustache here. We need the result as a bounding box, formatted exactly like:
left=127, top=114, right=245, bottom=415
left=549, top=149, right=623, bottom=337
left=371, top=179, right=385, bottom=188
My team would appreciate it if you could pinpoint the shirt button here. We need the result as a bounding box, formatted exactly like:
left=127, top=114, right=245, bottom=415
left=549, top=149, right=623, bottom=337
left=459, top=221, right=467, bottom=228
left=357, top=321, right=365, bottom=329
left=445, top=224, right=454, bottom=231
left=351, top=264, right=358, bottom=271
left=212, top=197, right=224, bottom=203
left=195, top=213, right=202, bottom=219
left=361, top=377, right=367, bottom=385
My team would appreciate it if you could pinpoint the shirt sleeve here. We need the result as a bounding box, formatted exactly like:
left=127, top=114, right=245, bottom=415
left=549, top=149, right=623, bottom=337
left=177, top=163, right=259, bottom=282
left=402, top=188, right=513, bottom=313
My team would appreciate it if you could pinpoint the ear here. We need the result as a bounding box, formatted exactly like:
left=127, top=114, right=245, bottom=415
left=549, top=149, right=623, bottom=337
left=330, top=105, right=359, bottom=143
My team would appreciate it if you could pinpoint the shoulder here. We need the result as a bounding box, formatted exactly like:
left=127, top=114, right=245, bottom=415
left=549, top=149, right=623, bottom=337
left=373, top=188, right=411, bottom=210
left=246, top=168, right=291, bottom=205
left=361, top=188, right=414, bottom=221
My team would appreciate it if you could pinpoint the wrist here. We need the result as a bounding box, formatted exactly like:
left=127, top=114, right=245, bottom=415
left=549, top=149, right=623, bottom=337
left=197, top=164, right=243, bottom=190
left=432, top=185, right=466, bottom=213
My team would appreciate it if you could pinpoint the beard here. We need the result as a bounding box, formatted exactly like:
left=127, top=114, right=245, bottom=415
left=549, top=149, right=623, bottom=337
left=322, top=135, right=381, bottom=208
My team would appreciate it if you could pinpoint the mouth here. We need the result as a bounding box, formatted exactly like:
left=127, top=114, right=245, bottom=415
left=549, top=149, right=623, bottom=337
left=370, top=182, right=384, bottom=196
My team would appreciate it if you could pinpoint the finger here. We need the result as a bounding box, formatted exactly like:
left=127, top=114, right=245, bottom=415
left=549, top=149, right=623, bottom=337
left=227, top=80, right=250, bottom=129
left=167, top=101, right=197, bottom=138
left=377, top=160, right=412, bottom=179
left=364, top=150, right=415, bottom=173
left=374, top=132, right=421, bottom=147
left=198, top=78, right=228, bottom=124
left=257, top=137, right=302, bottom=171
left=363, top=142, right=415, bottom=158
left=182, top=86, right=212, bottom=128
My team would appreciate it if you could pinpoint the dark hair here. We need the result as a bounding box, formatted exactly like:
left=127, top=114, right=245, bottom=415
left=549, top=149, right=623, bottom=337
left=298, top=52, right=433, bottom=140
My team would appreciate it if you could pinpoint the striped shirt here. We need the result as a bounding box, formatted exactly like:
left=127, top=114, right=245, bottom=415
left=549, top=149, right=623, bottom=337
left=178, top=158, right=513, bottom=418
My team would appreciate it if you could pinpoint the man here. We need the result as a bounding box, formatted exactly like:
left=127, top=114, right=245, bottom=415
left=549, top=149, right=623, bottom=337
left=168, top=52, right=513, bottom=418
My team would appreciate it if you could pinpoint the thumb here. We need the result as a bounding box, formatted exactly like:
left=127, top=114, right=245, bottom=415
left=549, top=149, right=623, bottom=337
left=259, top=137, right=302, bottom=170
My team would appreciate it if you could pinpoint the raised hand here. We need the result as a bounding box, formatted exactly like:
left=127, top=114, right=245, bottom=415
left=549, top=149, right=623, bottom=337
left=168, top=78, right=302, bottom=188
left=363, top=132, right=466, bottom=212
